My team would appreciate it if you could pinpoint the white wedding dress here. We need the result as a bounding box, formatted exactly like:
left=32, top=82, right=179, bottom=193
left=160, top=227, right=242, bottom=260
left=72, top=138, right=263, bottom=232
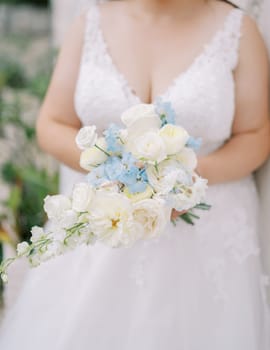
left=0, top=5, right=270, bottom=350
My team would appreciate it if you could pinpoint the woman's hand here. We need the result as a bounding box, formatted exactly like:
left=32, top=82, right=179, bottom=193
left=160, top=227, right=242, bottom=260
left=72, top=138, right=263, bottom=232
left=171, top=208, right=188, bottom=221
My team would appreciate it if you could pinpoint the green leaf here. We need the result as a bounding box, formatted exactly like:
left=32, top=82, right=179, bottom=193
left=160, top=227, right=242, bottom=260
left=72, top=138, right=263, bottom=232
left=7, top=186, right=22, bottom=212
left=180, top=213, right=195, bottom=225
left=194, top=203, right=212, bottom=211
left=1, top=162, right=18, bottom=184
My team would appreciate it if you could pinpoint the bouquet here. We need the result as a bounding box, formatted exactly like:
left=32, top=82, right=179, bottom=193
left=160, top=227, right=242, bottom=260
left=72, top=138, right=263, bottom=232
left=0, top=101, right=210, bottom=283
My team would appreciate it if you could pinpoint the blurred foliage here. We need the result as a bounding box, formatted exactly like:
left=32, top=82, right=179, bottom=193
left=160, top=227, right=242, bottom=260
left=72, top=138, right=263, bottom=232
left=0, top=93, right=59, bottom=242
left=0, top=55, right=53, bottom=98
left=0, top=52, right=58, bottom=294
left=0, top=57, right=27, bottom=90
left=0, top=0, right=49, bottom=6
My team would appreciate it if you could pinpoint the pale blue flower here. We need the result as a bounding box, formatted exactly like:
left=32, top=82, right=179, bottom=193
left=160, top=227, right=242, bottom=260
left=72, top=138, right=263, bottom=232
left=104, top=156, right=123, bottom=181
left=155, top=98, right=176, bottom=126
left=126, top=168, right=149, bottom=194
left=118, top=153, right=141, bottom=187
left=128, top=180, right=147, bottom=193
left=186, top=137, right=202, bottom=151
left=87, top=164, right=108, bottom=187
left=103, top=124, right=123, bottom=153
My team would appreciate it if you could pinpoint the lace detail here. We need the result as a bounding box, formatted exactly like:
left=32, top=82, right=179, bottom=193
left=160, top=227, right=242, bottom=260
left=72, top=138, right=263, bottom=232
left=76, top=6, right=244, bottom=113
left=0, top=3, right=270, bottom=349
left=73, top=5, right=269, bottom=300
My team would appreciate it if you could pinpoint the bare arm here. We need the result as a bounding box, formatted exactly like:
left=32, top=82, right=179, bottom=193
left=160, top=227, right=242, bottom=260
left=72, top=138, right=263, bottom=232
left=36, top=12, right=87, bottom=172
left=198, top=15, right=270, bottom=185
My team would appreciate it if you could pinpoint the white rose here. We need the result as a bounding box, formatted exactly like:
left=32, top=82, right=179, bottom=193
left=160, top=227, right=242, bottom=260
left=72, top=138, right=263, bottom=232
left=174, top=147, right=198, bottom=171
left=119, top=129, right=128, bottom=144
left=30, top=226, right=45, bottom=243
left=168, top=175, right=208, bottom=211
left=122, top=104, right=161, bottom=139
left=44, top=195, right=71, bottom=220
left=75, top=126, right=98, bottom=150
left=16, top=241, right=30, bottom=256
left=147, top=159, right=188, bottom=194
left=72, top=182, right=95, bottom=212
left=132, top=198, right=169, bottom=239
left=121, top=104, right=160, bottom=128
left=127, top=131, right=166, bottom=163
left=159, top=124, right=189, bottom=155
left=80, top=137, right=108, bottom=171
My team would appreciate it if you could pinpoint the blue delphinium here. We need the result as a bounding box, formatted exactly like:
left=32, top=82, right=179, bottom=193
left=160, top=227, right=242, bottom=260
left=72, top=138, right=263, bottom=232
left=87, top=150, right=149, bottom=193
left=186, top=137, right=202, bottom=151
left=104, top=156, right=124, bottom=181
left=87, top=164, right=108, bottom=187
left=103, top=124, right=123, bottom=153
left=128, top=168, right=149, bottom=193
left=155, top=97, right=176, bottom=126
left=119, top=152, right=149, bottom=193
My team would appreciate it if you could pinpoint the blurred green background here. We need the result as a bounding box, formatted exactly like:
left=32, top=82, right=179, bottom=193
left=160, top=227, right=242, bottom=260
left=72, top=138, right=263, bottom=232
left=0, top=0, right=58, bottom=300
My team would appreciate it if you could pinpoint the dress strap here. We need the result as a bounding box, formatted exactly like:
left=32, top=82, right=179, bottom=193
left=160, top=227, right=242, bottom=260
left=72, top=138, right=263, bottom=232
left=219, top=8, right=245, bottom=70
left=80, top=4, right=100, bottom=64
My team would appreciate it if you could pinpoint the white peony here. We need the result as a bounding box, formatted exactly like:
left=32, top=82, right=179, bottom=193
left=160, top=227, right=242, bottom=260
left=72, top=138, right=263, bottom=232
left=174, top=147, right=198, bottom=171
left=16, top=242, right=30, bottom=256
left=80, top=137, right=108, bottom=171
left=127, top=131, right=166, bottom=163
left=75, top=126, right=98, bottom=150
left=44, top=195, right=71, bottom=220
left=121, top=104, right=160, bottom=128
left=72, top=182, right=95, bottom=212
left=89, top=192, right=141, bottom=247
left=159, top=124, right=189, bottom=155
left=132, top=198, right=169, bottom=240
left=30, top=226, right=45, bottom=243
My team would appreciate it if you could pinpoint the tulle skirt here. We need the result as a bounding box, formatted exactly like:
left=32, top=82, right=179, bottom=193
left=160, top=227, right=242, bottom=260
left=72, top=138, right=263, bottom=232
left=0, top=175, right=269, bottom=350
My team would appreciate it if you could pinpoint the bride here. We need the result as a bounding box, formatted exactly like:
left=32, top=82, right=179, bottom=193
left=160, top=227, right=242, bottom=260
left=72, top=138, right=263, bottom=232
left=0, top=0, right=270, bottom=349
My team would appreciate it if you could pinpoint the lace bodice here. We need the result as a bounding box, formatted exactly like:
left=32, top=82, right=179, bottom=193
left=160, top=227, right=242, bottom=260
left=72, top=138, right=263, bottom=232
left=1, top=5, right=269, bottom=348
left=75, top=5, right=244, bottom=156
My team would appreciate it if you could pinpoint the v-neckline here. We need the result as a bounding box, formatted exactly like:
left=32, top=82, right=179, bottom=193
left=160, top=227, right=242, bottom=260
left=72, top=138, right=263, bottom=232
left=94, top=4, right=238, bottom=105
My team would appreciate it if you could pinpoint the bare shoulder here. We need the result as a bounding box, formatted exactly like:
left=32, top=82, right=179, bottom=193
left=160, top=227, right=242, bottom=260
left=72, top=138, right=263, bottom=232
left=238, top=13, right=269, bottom=72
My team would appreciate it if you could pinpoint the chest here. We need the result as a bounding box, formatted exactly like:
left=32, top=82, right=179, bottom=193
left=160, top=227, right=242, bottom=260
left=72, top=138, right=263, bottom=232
left=74, top=6, right=242, bottom=155
left=98, top=12, right=228, bottom=104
